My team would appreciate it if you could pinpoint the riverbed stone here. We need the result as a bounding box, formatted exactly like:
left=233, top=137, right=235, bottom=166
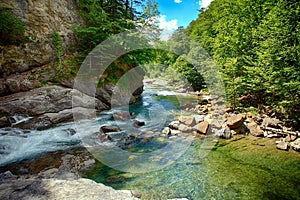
left=100, top=125, right=120, bottom=133
left=178, top=116, right=196, bottom=127
left=178, top=124, right=193, bottom=132
left=215, top=126, right=231, bottom=139
left=133, top=120, right=145, bottom=128
left=262, top=117, right=281, bottom=128
left=276, top=141, right=289, bottom=151
left=162, top=127, right=171, bottom=136
left=194, top=121, right=210, bottom=134
left=169, top=121, right=180, bottom=130
left=113, top=111, right=132, bottom=121
left=226, top=114, right=246, bottom=129
left=170, top=130, right=182, bottom=136
left=290, top=138, right=300, bottom=152
left=246, top=122, right=263, bottom=137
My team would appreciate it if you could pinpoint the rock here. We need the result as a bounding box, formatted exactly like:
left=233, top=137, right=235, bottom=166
left=0, top=116, right=9, bottom=127
left=226, top=114, right=246, bottom=129
left=170, top=130, right=182, bottom=136
left=262, top=117, right=281, bottom=128
left=95, top=88, right=111, bottom=106
left=0, top=0, right=82, bottom=77
left=192, top=114, right=205, bottom=124
left=194, top=121, right=210, bottom=134
left=132, top=120, right=145, bottom=128
left=169, top=121, right=180, bottom=130
left=290, top=138, right=300, bottom=152
left=162, top=127, right=171, bottom=136
left=198, top=95, right=211, bottom=105
left=100, top=125, right=120, bottom=133
left=291, top=134, right=298, bottom=141
left=247, top=122, right=264, bottom=137
left=276, top=141, right=289, bottom=151
left=0, top=171, right=17, bottom=180
left=113, top=111, right=131, bottom=121
left=0, top=86, right=108, bottom=116
left=225, top=107, right=233, bottom=113
left=230, top=124, right=249, bottom=135
left=46, top=178, right=139, bottom=200
left=196, top=105, right=209, bottom=114
left=15, top=116, right=53, bottom=130
left=178, top=124, right=193, bottom=132
left=64, top=128, right=76, bottom=136
left=215, top=126, right=231, bottom=139
left=47, top=107, right=96, bottom=124
left=178, top=116, right=196, bottom=127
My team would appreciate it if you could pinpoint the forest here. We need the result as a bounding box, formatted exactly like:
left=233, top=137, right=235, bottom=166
left=146, top=0, right=300, bottom=128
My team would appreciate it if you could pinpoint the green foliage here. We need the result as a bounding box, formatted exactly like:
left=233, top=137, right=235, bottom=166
left=0, top=7, right=25, bottom=45
left=186, top=0, right=300, bottom=127
left=51, top=32, right=63, bottom=72
left=74, top=0, right=160, bottom=51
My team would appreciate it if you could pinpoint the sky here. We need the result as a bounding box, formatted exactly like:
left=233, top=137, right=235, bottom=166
left=155, top=0, right=213, bottom=40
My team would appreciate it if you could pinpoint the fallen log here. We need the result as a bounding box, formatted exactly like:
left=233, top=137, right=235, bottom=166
left=261, top=127, right=299, bottom=135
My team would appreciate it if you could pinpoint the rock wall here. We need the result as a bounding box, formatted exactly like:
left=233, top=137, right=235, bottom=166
left=0, top=0, right=144, bottom=129
left=0, top=0, right=82, bottom=78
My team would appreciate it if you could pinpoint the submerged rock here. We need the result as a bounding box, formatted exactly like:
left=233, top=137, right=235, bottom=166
left=100, top=125, right=120, bottom=133
left=132, top=120, right=145, bottom=128
left=113, top=111, right=132, bottom=121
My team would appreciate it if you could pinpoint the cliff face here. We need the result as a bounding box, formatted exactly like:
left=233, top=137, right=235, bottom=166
left=0, top=0, right=82, bottom=78
left=0, top=0, right=144, bottom=129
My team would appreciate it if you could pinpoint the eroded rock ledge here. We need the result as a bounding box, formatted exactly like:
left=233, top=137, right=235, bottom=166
left=0, top=172, right=139, bottom=200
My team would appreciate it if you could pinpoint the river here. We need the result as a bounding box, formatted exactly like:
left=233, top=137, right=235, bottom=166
left=0, top=82, right=300, bottom=200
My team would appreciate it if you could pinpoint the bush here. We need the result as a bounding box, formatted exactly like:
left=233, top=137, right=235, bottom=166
left=0, top=7, right=25, bottom=45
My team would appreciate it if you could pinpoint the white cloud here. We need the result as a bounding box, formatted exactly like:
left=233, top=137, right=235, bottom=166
left=199, top=0, right=213, bottom=8
left=157, top=15, right=178, bottom=40
left=174, top=0, right=182, bottom=3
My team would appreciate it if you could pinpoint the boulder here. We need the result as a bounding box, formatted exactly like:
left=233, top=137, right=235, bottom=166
left=15, top=116, right=53, bottom=130
left=226, top=114, right=246, bottom=129
left=290, top=138, right=300, bottom=152
left=46, top=107, right=96, bottom=124
left=192, top=115, right=205, bottom=124
left=246, top=122, right=263, bottom=137
left=231, top=124, right=249, bottom=135
left=100, top=125, right=120, bottom=133
left=170, top=130, right=182, bottom=136
left=178, top=116, right=196, bottom=127
left=0, top=116, right=9, bottom=127
left=162, top=127, right=171, bottom=136
left=276, top=141, right=289, bottom=151
left=262, top=117, right=281, bottom=128
left=113, top=111, right=131, bottom=121
left=0, top=86, right=109, bottom=116
left=132, top=120, right=145, bottom=128
left=169, top=121, right=180, bottom=130
left=178, top=124, right=193, bottom=132
left=215, top=126, right=231, bottom=139
left=194, top=121, right=210, bottom=134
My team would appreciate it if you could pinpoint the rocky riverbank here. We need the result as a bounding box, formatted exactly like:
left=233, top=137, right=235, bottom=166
left=0, top=148, right=139, bottom=200
left=156, top=89, right=300, bottom=152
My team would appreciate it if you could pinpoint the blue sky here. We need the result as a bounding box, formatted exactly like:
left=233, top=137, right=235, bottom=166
left=155, top=0, right=213, bottom=40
